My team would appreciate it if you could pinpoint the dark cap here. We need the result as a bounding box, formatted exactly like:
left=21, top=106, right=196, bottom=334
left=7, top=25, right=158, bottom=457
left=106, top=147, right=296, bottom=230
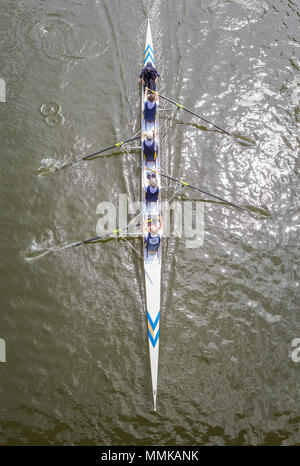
left=146, top=61, right=153, bottom=68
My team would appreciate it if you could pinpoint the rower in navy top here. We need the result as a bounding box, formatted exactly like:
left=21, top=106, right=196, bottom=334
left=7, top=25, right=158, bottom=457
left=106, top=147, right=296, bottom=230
left=143, top=216, right=163, bottom=255
left=142, top=130, right=158, bottom=161
left=143, top=93, right=157, bottom=123
left=145, top=177, right=159, bottom=203
left=140, top=61, right=160, bottom=93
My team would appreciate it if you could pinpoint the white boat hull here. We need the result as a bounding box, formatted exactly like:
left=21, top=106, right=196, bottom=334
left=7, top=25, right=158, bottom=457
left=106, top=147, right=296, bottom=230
left=141, top=20, right=162, bottom=411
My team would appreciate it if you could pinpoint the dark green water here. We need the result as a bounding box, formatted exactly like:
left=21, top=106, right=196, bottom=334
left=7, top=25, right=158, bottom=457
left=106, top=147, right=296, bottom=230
left=0, top=0, right=299, bottom=446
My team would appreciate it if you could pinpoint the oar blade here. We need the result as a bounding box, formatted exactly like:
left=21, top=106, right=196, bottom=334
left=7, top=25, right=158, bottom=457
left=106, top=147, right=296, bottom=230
left=242, top=205, right=271, bottom=218
left=233, top=134, right=256, bottom=147
left=25, top=246, right=58, bottom=261
left=37, top=157, right=76, bottom=176
left=24, top=240, right=86, bottom=261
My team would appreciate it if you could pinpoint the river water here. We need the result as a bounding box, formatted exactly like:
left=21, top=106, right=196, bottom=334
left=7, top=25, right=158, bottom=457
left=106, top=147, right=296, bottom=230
left=0, top=0, right=299, bottom=446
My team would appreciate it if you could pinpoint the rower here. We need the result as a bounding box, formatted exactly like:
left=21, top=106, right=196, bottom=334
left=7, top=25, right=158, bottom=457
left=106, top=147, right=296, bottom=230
left=142, top=130, right=158, bottom=161
left=143, top=93, right=157, bottom=124
left=139, top=61, right=160, bottom=94
left=143, top=216, right=163, bottom=255
left=145, top=176, right=159, bottom=203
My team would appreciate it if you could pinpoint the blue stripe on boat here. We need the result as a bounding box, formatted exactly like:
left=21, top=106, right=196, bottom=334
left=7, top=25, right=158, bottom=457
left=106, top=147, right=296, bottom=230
left=148, top=329, right=160, bottom=348
left=147, top=311, right=160, bottom=331
left=144, top=52, right=155, bottom=65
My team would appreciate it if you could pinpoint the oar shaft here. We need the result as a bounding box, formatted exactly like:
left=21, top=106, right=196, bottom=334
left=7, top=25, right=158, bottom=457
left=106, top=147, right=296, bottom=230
left=182, top=181, right=242, bottom=209
left=151, top=91, right=232, bottom=137
left=147, top=167, right=242, bottom=210
left=82, top=225, right=138, bottom=245
left=70, top=220, right=150, bottom=250
left=82, top=135, right=140, bottom=161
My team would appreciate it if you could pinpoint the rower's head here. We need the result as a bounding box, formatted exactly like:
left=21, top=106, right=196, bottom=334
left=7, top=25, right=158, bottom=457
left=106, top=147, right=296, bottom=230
left=145, top=130, right=154, bottom=140
left=148, top=93, right=155, bottom=102
left=150, top=222, right=158, bottom=234
left=146, top=62, right=153, bottom=71
left=150, top=177, right=157, bottom=188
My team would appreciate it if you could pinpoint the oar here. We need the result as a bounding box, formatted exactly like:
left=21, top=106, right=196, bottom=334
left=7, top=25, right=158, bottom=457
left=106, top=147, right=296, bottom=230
left=54, top=220, right=153, bottom=254
left=25, top=220, right=155, bottom=261
left=64, top=221, right=145, bottom=251
left=149, top=90, right=254, bottom=146
left=39, top=135, right=141, bottom=174
left=145, top=167, right=244, bottom=210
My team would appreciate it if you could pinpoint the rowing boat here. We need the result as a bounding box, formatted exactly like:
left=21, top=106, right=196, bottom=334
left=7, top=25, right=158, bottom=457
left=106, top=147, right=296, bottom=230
left=36, top=17, right=256, bottom=413
left=141, top=20, right=161, bottom=412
